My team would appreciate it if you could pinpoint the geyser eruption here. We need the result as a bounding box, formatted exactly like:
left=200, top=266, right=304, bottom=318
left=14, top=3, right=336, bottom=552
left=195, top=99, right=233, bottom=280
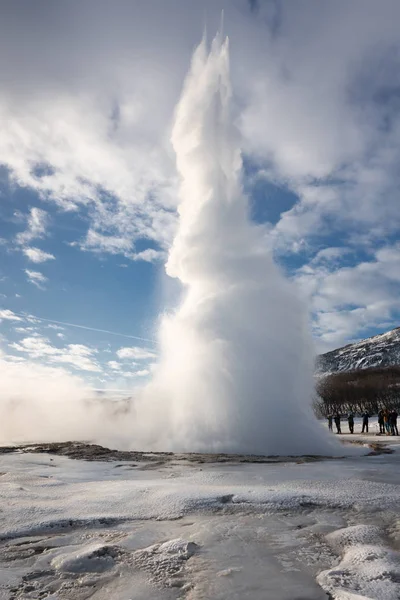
left=136, top=34, right=336, bottom=456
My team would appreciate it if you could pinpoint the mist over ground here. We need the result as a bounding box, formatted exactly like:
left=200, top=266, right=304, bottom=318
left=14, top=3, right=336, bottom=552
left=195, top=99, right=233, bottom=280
left=0, top=356, right=135, bottom=447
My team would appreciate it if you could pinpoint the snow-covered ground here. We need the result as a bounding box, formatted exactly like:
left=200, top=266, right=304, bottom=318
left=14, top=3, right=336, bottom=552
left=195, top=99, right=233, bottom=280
left=1, top=441, right=400, bottom=599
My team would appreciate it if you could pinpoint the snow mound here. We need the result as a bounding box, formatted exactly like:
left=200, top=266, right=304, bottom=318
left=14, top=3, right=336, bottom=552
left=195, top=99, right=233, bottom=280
left=317, top=525, right=400, bottom=600
left=132, top=537, right=199, bottom=588
left=51, top=542, right=118, bottom=573
left=157, top=538, right=198, bottom=558
left=325, top=524, right=382, bottom=552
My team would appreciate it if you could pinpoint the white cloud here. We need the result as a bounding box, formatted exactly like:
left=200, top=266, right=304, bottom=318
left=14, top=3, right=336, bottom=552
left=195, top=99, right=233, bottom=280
left=0, top=3, right=238, bottom=261
left=117, top=346, right=157, bottom=360
left=1, top=67, right=178, bottom=260
left=179, top=5, right=400, bottom=266
left=81, top=230, right=134, bottom=255
left=310, top=247, right=352, bottom=267
left=23, top=247, right=55, bottom=263
left=134, top=369, right=150, bottom=377
left=25, top=269, right=47, bottom=288
left=115, top=368, right=150, bottom=378
left=14, top=326, right=37, bottom=334
left=16, top=207, right=49, bottom=245
left=79, top=231, right=167, bottom=263
left=107, top=360, right=121, bottom=371
left=132, top=248, right=165, bottom=263
left=10, top=335, right=101, bottom=372
left=0, top=309, right=22, bottom=322
left=295, top=243, right=400, bottom=352
left=25, top=316, right=42, bottom=324
left=5, top=355, right=25, bottom=362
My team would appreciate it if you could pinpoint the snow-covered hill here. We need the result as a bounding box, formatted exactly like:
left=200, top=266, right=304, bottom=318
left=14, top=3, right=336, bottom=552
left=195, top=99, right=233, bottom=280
left=317, top=327, right=400, bottom=375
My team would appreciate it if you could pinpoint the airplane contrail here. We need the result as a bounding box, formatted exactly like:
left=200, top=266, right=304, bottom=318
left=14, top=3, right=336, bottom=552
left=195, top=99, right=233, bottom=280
left=13, top=312, right=158, bottom=346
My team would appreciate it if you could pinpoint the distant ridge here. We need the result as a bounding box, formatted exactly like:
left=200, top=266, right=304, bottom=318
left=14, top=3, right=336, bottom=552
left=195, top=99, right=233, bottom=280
left=316, top=327, right=400, bottom=375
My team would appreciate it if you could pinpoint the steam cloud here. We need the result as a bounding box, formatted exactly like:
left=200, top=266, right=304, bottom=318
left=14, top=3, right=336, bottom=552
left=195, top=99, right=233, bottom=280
left=132, top=34, right=337, bottom=455
left=0, top=356, right=134, bottom=447
left=1, top=34, right=339, bottom=456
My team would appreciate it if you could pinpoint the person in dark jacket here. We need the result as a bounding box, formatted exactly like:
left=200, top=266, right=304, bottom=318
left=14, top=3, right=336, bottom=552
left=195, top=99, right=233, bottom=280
left=389, top=410, right=398, bottom=436
left=361, top=412, right=369, bottom=433
left=348, top=412, right=354, bottom=434
left=378, top=409, right=385, bottom=434
left=327, top=414, right=333, bottom=431
left=334, top=413, right=341, bottom=434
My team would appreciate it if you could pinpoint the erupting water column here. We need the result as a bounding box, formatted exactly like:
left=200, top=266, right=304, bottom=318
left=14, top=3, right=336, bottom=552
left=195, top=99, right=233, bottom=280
left=136, top=34, right=338, bottom=456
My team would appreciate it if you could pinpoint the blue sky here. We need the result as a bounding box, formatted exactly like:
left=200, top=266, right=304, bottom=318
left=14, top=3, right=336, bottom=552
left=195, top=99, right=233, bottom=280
left=0, top=177, right=161, bottom=389
left=0, top=0, right=400, bottom=393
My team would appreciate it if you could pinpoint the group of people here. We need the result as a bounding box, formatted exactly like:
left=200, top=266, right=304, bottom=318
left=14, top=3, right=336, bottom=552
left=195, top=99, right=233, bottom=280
left=327, top=409, right=398, bottom=436
left=378, top=408, right=399, bottom=436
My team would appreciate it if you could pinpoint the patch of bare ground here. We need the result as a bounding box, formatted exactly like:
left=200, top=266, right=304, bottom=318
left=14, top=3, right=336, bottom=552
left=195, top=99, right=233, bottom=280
left=341, top=437, right=394, bottom=455
left=0, top=441, right=350, bottom=464
left=366, top=442, right=394, bottom=455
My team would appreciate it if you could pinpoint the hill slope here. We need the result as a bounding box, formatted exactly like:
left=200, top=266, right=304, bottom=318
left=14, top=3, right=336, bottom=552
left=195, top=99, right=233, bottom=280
left=317, top=327, right=400, bottom=375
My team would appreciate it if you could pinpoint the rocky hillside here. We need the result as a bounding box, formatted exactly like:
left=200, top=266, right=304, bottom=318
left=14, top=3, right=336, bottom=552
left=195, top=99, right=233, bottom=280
left=317, top=327, right=400, bottom=375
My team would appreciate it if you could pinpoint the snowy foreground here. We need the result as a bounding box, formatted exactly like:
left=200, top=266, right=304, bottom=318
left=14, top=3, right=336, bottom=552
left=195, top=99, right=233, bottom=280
left=1, top=439, right=400, bottom=600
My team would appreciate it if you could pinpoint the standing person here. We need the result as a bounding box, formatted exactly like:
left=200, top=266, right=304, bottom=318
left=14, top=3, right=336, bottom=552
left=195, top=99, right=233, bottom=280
left=378, top=409, right=385, bottom=434
left=389, top=409, right=399, bottom=436
left=348, top=412, right=354, bottom=434
left=361, top=411, right=369, bottom=433
left=334, top=413, right=341, bottom=434
left=327, top=414, right=333, bottom=432
left=384, top=409, right=390, bottom=434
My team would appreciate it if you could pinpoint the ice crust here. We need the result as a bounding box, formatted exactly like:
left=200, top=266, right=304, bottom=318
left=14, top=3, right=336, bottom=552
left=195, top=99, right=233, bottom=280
left=318, top=525, right=400, bottom=600
left=1, top=449, right=400, bottom=599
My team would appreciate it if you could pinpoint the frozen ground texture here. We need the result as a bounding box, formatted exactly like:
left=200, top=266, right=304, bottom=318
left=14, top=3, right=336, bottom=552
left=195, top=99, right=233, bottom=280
left=1, top=442, right=400, bottom=599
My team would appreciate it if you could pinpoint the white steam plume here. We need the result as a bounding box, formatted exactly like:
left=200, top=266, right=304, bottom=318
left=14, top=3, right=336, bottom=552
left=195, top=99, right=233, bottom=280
left=134, top=34, right=337, bottom=456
